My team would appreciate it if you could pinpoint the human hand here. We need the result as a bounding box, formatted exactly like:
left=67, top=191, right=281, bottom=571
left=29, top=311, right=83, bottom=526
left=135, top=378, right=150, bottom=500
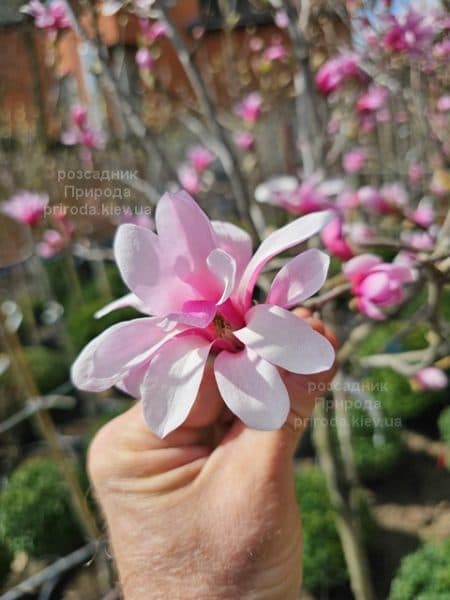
left=88, top=310, right=337, bottom=600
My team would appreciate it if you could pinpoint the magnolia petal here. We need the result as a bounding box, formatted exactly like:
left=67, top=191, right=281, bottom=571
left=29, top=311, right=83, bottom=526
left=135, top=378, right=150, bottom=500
left=235, top=304, right=335, bottom=374
left=116, top=361, right=150, bottom=397
left=207, top=249, right=237, bottom=305
left=357, top=297, right=386, bottom=320
left=267, top=248, right=330, bottom=308
left=94, top=293, right=148, bottom=319
left=254, top=176, right=298, bottom=205
left=211, top=220, right=252, bottom=277
left=114, top=224, right=161, bottom=302
left=71, top=317, right=168, bottom=392
left=141, top=335, right=212, bottom=437
left=167, top=300, right=217, bottom=328
left=343, top=254, right=382, bottom=281
left=237, top=211, right=333, bottom=311
left=214, top=347, right=290, bottom=430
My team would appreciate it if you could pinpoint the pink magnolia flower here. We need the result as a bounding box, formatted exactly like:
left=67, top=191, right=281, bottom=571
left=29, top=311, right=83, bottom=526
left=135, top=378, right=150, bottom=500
left=433, top=39, right=450, bottom=58
left=274, top=10, right=289, bottom=29
left=21, top=0, right=71, bottom=31
left=61, top=105, right=104, bottom=150
left=321, top=217, right=355, bottom=261
left=343, top=254, right=414, bottom=320
left=343, top=148, right=367, bottom=174
left=409, top=199, right=434, bottom=228
left=255, top=174, right=345, bottom=215
left=263, top=42, right=288, bottom=62
left=356, top=85, right=388, bottom=114
left=135, top=47, right=155, bottom=70
left=139, top=18, right=166, bottom=43
left=315, top=52, right=362, bottom=96
left=71, top=192, right=335, bottom=437
left=401, top=230, right=434, bottom=251
left=36, top=229, right=65, bottom=258
left=187, top=145, right=215, bottom=173
left=235, top=92, right=262, bottom=123
left=383, top=10, right=436, bottom=55
left=178, top=164, right=201, bottom=195
left=437, top=95, right=450, bottom=113
left=233, top=130, right=255, bottom=151
left=412, top=367, right=448, bottom=391
left=358, top=183, right=408, bottom=214
left=1, top=191, right=48, bottom=227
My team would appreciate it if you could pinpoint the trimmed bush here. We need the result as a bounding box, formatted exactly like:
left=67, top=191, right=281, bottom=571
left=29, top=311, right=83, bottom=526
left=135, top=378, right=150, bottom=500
left=67, top=298, right=137, bottom=353
left=438, top=406, right=450, bottom=446
left=389, top=539, right=450, bottom=599
left=0, top=346, right=69, bottom=395
left=295, top=466, right=348, bottom=592
left=364, top=367, right=444, bottom=420
left=331, top=405, right=404, bottom=481
left=0, top=458, right=83, bottom=557
left=0, top=539, right=12, bottom=588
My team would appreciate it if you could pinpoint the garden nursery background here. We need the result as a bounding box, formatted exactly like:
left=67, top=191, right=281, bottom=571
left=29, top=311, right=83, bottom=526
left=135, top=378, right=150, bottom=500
left=0, top=0, right=449, bottom=598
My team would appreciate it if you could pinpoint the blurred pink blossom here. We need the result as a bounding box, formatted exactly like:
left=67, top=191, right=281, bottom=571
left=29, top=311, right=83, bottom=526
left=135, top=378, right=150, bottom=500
left=178, top=164, right=201, bottom=195
left=1, top=191, right=48, bottom=227
left=71, top=192, right=334, bottom=436
left=409, top=199, right=434, bottom=228
left=36, top=229, right=66, bottom=258
left=139, top=18, right=166, bottom=42
left=235, top=92, right=263, bottom=123
left=255, top=173, right=345, bottom=215
left=233, top=130, right=255, bottom=151
left=357, top=85, right=388, bottom=113
left=135, top=47, right=155, bottom=70
left=412, top=367, right=448, bottom=391
left=315, top=52, right=362, bottom=96
left=274, top=10, right=289, bottom=29
left=187, top=145, right=215, bottom=173
left=433, top=39, right=450, bottom=58
left=344, top=254, right=414, bottom=320
left=437, top=95, right=450, bottom=113
left=61, top=105, right=104, bottom=150
left=383, top=10, right=436, bottom=55
left=343, top=148, right=367, bottom=174
left=21, top=0, right=71, bottom=31
left=321, top=217, right=355, bottom=261
left=263, top=42, right=288, bottom=62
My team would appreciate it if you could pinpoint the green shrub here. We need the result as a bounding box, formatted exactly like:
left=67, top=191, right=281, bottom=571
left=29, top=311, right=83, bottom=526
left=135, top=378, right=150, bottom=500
left=67, top=298, right=137, bottom=353
left=0, top=458, right=83, bottom=557
left=331, top=405, right=404, bottom=481
left=364, top=367, right=444, bottom=420
left=0, top=538, right=12, bottom=588
left=0, top=346, right=69, bottom=395
left=389, top=539, right=450, bottom=599
left=438, top=407, right=450, bottom=446
left=295, top=466, right=348, bottom=592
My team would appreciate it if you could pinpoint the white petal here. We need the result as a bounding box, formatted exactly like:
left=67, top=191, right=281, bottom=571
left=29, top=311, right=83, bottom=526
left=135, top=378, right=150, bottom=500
left=214, top=347, right=289, bottom=429
left=235, top=304, right=335, bottom=374
left=267, top=248, right=330, bottom=308
left=141, top=335, right=212, bottom=437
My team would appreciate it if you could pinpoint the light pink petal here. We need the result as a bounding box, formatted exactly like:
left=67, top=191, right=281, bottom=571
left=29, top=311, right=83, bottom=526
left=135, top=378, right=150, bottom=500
left=267, top=248, right=330, bottom=308
left=235, top=304, right=335, bottom=374
left=71, top=317, right=170, bottom=392
left=357, top=297, right=386, bottom=320
left=114, top=223, right=198, bottom=315
left=237, top=210, right=333, bottom=311
left=207, top=249, right=237, bottom=304
left=94, top=293, right=148, bottom=319
left=359, top=272, right=391, bottom=302
left=116, top=361, right=150, bottom=397
left=211, top=220, right=252, bottom=277
left=166, top=300, right=217, bottom=328
left=214, top=347, right=289, bottom=430
left=141, top=335, right=212, bottom=437
left=343, top=254, right=382, bottom=281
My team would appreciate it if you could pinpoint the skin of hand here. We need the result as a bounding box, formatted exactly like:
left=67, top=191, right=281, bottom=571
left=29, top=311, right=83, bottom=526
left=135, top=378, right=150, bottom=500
left=88, top=309, right=337, bottom=600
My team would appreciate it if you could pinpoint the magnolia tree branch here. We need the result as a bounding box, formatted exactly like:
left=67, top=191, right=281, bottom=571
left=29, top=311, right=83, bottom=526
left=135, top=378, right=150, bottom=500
left=154, top=3, right=263, bottom=242
left=63, top=0, right=178, bottom=189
